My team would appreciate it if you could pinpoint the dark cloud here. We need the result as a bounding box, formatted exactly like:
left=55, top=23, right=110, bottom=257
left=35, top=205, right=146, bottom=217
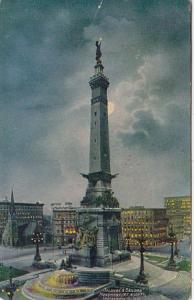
left=0, top=0, right=190, bottom=207
left=119, top=104, right=189, bottom=154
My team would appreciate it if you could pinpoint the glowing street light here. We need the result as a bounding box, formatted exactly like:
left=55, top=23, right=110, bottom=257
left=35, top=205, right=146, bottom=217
left=31, top=222, right=43, bottom=262
left=1, top=267, right=19, bottom=300
left=166, top=225, right=177, bottom=270
left=135, top=231, right=148, bottom=284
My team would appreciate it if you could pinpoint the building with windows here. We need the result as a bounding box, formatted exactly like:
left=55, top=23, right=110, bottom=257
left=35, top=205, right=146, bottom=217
left=164, top=196, right=191, bottom=239
left=52, top=204, right=77, bottom=246
left=121, top=206, right=168, bottom=248
left=0, top=190, right=44, bottom=246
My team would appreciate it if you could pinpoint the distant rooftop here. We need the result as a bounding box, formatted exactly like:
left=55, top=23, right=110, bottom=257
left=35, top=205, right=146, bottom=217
left=0, top=200, right=44, bottom=206
left=123, top=206, right=165, bottom=211
left=52, top=206, right=77, bottom=211
left=164, top=196, right=191, bottom=199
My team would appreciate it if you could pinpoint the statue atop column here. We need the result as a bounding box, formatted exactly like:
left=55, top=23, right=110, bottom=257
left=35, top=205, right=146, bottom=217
left=96, top=40, right=102, bottom=64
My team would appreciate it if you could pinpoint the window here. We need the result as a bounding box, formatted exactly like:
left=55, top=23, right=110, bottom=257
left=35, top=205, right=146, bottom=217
left=94, top=112, right=97, bottom=116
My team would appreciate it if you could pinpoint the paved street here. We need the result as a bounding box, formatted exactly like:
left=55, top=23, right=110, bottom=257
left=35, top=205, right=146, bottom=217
left=115, top=256, right=191, bottom=300
left=147, top=238, right=191, bottom=259
left=0, top=245, right=63, bottom=261
left=151, top=271, right=191, bottom=300
left=3, top=252, right=60, bottom=270
left=114, top=256, right=177, bottom=288
left=1, top=248, right=67, bottom=270
left=76, top=255, right=191, bottom=299
left=0, top=251, right=190, bottom=300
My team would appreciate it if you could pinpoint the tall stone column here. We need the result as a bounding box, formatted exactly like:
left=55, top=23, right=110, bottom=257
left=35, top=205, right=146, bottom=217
left=81, top=41, right=117, bottom=207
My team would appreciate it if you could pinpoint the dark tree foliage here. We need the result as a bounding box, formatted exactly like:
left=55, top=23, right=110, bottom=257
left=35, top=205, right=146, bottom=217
left=93, top=192, right=119, bottom=208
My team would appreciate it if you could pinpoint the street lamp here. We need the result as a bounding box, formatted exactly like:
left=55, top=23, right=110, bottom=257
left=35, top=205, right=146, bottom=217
left=1, top=267, right=19, bottom=300
left=135, top=231, right=148, bottom=284
left=31, top=222, right=43, bottom=262
left=174, top=236, right=179, bottom=257
left=166, top=225, right=176, bottom=269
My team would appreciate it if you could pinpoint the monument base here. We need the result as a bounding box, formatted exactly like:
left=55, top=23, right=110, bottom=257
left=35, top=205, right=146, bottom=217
left=72, top=246, right=111, bottom=267
left=74, top=207, right=123, bottom=268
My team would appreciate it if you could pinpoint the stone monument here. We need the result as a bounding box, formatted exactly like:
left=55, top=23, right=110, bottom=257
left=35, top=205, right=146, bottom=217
left=73, top=41, right=123, bottom=267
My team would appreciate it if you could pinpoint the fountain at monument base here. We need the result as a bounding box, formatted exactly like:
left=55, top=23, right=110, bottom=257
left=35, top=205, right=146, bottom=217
left=22, top=269, right=95, bottom=299
left=22, top=253, right=114, bottom=300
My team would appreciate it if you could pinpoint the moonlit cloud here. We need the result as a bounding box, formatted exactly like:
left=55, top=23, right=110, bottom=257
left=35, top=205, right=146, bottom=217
left=0, top=0, right=190, bottom=211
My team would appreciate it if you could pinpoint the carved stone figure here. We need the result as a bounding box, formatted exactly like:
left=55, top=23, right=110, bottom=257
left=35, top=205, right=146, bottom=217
left=96, top=40, right=102, bottom=64
left=75, top=226, right=98, bottom=249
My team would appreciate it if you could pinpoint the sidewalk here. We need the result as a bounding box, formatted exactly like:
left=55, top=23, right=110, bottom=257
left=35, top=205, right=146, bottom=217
left=0, top=268, right=51, bottom=288
left=0, top=255, right=179, bottom=291
left=73, top=255, right=178, bottom=289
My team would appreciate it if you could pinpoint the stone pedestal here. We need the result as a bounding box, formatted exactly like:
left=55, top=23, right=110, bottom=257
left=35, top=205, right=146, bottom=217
left=72, top=207, right=122, bottom=267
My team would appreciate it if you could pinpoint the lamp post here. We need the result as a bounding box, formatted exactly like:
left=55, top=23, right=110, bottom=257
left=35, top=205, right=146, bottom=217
left=31, top=222, right=43, bottom=262
left=166, top=225, right=176, bottom=269
left=174, top=237, right=179, bottom=257
left=135, top=231, right=148, bottom=284
left=1, top=267, right=19, bottom=300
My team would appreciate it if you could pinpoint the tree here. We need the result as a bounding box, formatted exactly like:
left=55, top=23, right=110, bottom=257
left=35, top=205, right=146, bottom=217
left=93, top=192, right=119, bottom=208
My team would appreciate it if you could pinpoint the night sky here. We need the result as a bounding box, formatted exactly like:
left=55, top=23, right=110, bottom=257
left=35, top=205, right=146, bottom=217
left=0, top=0, right=190, bottom=211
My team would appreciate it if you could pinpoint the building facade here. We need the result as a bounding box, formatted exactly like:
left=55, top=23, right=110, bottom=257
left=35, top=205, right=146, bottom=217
left=121, top=207, right=168, bottom=248
left=164, top=196, right=191, bottom=239
left=52, top=205, right=77, bottom=246
left=0, top=191, right=44, bottom=246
